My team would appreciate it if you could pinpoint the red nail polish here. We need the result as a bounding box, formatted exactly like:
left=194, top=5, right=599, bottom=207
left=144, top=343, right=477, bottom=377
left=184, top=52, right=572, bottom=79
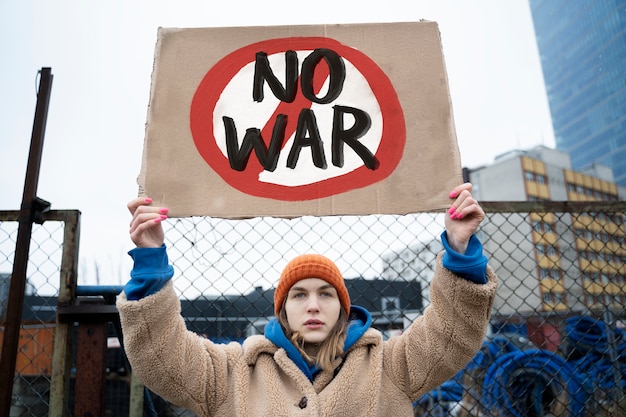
left=448, top=206, right=456, bottom=214
left=449, top=191, right=458, bottom=198
left=144, top=197, right=153, bottom=203
left=160, top=208, right=169, bottom=214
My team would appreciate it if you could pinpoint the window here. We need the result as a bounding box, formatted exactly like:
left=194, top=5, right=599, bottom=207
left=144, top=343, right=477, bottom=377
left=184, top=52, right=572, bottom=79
left=382, top=296, right=400, bottom=312
left=525, top=171, right=547, bottom=184
left=554, top=292, right=564, bottom=304
left=542, top=292, right=563, bottom=304
left=536, top=244, right=558, bottom=257
left=532, top=220, right=554, bottom=233
left=540, top=268, right=560, bottom=280
left=525, top=171, right=535, bottom=181
left=543, top=293, right=554, bottom=304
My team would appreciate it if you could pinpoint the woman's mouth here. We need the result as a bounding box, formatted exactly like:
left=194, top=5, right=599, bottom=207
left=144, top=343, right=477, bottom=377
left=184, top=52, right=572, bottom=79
left=304, top=319, right=324, bottom=329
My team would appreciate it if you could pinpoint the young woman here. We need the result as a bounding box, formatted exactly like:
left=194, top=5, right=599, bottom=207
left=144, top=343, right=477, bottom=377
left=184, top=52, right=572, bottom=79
left=117, top=183, right=498, bottom=416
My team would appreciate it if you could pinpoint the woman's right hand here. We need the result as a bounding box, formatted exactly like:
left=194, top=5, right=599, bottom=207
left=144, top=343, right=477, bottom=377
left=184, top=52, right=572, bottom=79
left=127, top=197, right=168, bottom=248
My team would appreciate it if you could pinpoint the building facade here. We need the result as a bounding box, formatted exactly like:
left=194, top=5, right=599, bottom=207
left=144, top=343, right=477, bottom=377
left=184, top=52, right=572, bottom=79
left=528, top=0, right=626, bottom=186
left=469, top=146, right=625, bottom=316
left=380, top=239, right=442, bottom=308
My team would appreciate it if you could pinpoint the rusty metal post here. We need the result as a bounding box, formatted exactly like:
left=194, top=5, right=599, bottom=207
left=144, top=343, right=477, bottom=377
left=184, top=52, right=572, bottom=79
left=0, top=67, right=53, bottom=417
left=73, top=299, right=108, bottom=417
left=56, top=292, right=120, bottom=416
left=49, top=210, right=81, bottom=417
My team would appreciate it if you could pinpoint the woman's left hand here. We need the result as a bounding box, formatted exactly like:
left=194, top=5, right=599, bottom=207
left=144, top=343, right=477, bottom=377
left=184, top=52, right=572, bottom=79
left=445, top=183, right=485, bottom=254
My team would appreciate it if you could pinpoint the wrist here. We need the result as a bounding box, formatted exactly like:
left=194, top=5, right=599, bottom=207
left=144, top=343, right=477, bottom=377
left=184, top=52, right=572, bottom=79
left=446, top=235, right=468, bottom=255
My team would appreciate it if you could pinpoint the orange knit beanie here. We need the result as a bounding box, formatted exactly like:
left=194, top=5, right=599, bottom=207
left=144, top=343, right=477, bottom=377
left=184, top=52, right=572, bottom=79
left=274, top=254, right=351, bottom=316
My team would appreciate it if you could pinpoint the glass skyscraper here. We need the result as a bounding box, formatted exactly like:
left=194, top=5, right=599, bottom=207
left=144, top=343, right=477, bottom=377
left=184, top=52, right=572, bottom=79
left=528, top=0, right=626, bottom=187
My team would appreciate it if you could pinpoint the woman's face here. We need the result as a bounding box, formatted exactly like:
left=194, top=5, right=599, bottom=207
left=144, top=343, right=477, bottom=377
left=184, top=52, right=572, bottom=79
left=284, top=278, right=341, bottom=344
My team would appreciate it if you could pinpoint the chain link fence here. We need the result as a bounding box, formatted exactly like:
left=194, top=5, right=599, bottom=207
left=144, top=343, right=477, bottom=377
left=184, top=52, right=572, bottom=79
left=0, top=211, right=66, bottom=416
left=1, top=202, right=625, bottom=416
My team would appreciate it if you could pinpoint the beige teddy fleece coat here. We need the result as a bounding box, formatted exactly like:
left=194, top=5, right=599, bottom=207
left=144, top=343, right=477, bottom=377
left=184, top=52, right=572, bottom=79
left=117, top=254, right=497, bottom=417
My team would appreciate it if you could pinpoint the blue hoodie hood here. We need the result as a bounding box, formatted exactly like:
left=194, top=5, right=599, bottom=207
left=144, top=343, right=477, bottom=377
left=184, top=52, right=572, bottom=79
left=264, top=305, right=372, bottom=381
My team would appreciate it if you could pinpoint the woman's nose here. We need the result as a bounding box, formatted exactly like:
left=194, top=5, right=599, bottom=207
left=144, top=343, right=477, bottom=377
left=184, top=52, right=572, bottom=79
left=306, top=296, right=320, bottom=312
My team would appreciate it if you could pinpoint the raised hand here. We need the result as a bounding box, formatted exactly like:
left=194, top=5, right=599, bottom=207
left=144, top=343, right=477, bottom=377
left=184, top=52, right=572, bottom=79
left=444, top=183, right=484, bottom=255
left=127, top=197, right=168, bottom=248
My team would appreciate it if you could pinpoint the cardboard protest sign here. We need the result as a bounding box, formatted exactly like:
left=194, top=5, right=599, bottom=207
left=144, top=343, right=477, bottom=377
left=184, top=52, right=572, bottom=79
left=137, top=22, right=462, bottom=218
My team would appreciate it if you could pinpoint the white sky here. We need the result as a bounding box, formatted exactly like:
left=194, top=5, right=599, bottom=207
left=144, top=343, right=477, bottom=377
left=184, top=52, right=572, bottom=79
left=0, top=0, right=554, bottom=286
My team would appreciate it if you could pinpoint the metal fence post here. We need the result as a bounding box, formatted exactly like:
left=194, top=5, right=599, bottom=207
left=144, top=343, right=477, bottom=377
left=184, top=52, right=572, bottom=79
left=0, top=67, right=53, bottom=417
left=49, top=210, right=81, bottom=417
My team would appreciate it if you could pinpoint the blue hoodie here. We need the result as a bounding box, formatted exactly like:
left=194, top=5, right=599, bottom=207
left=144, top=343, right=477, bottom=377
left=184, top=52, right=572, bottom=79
left=263, top=305, right=372, bottom=381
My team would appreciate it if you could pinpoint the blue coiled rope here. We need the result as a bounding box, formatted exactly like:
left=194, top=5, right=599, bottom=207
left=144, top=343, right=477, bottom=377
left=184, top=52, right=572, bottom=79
left=565, top=316, right=609, bottom=358
left=482, top=349, right=590, bottom=417
left=415, top=317, right=625, bottom=416
left=565, top=316, right=626, bottom=405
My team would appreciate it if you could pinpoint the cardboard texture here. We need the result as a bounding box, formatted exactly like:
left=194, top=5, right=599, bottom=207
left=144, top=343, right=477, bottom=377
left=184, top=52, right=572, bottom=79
left=138, top=21, right=462, bottom=218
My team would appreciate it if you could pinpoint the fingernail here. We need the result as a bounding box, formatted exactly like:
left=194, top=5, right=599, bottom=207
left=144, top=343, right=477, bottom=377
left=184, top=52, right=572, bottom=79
left=144, top=197, right=153, bottom=203
left=448, top=206, right=456, bottom=214
left=449, top=191, right=458, bottom=198
left=456, top=213, right=463, bottom=220
left=160, top=208, right=169, bottom=214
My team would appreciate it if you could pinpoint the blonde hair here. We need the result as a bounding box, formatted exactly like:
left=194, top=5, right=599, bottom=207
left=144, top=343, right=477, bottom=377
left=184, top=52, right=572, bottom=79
left=277, top=305, right=348, bottom=373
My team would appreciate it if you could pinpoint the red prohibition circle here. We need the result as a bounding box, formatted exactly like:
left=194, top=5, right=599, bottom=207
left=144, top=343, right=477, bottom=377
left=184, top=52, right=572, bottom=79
left=190, top=37, right=406, bottom=201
